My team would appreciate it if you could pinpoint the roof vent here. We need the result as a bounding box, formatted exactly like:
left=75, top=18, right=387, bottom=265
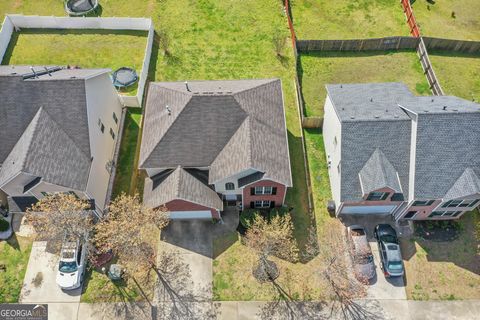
left=431, top=99, right=434, bottom=102
left=453, top=108, right=458, bottom=112
left=370, top=98, right=373, bottom=102
left=424, top=110, right=429, bottom=113
left=374, top=115, right=380, bottom=118
left=443, top=106, right=447, bottom=110
left=165, top=105, right=172, bottom=115
left=394, top=115, right=399, bottom=118
left=350, top=116, right=355, bottom=119
left=340, top=84, right=343, bottom=88
left=185, top=81, right=190, bottom=92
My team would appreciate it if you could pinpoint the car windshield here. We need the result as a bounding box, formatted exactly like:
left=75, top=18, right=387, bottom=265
left=59, top=261, right=78, bottom=273
left=388, top=261, right=403, bottom=270
left=380, top=234, right=397, bottom=243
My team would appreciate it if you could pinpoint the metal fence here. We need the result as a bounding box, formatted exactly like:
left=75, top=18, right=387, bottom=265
left=297, top=36, right=419, bottom=52
left=400, top=0, right=420, bottom=37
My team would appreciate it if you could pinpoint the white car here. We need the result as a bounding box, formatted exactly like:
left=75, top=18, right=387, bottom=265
left=56, top=240, right=87, bottom=290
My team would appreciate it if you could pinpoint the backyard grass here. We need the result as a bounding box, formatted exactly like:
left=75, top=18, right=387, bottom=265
left=1, top=29, right=147, bottom=96
left=402, top=211, right=480, bottom=300
left=291, top=0, right=409, bottom=40
left=412, top=0, right=480, bottom=40
left=428, top=51, right=480, bottom=102
left=111, top=108, right=142, bottom=199
left=299, top=51, right=431, bottom=117
left=0, top=235, right=33, bottom=303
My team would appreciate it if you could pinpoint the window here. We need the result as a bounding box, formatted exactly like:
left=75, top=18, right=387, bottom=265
left=255, top=200, right=271, bottom=208
left=109, top=128, right=115, bottom=140
left=412, top=200, right=435, bottom=206
left=458, top=199, right=480, bottom=207
left=404, top=211, right=417, bottom=219
left=366, top=192, right=389, bottom=201
left=98, top=119, right=105, bottom=133
left=452, top=211, right=462, bottom=217
left=441, top=199, right=462, bottom=208
left=225, top=182, right=234, bottom=190
left=113, top=112, right=118, bottom=124
left=428, top=211, right=445, bottom=218
left=254, top=186, right=275, bottom=195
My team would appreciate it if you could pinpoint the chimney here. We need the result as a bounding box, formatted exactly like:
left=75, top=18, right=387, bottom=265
left=185, top=81, right=190, bottom=92
left=166, top=105, right=172, bottom=115
left=443, top=106, right=447, bottom=111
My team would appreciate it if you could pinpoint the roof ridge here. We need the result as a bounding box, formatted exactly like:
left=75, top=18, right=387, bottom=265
left=233, top=79, right=278, bottom=98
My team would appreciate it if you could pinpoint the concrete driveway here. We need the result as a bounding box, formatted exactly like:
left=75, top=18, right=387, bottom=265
left=367, top=241, right=406, bottom=300
left=20, top=241, right=82, bottom=303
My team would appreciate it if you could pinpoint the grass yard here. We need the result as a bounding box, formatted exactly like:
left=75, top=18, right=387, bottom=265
left=402, top=211, right=480, bottom=300
left=111, top=109, right=142, bottom=199
left=412, top=0, right=480, bottom=40
left=2, top=29, right=147, bottom=96
left=291, top=0, right=409, bottom=40
left=299, top=51, right=431, bottom=117
left=428, top=52, right=480, bottom=102
left=0, top=235, right=33, bottom=303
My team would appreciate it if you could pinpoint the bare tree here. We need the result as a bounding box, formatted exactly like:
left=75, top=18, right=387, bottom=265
left=26, top=193, right=94, bottom=251
left=244, top=212, right=298, bottom=282
left=94, top=193, right=169, bottom=281
left=319, top=220, right=375, bottom=320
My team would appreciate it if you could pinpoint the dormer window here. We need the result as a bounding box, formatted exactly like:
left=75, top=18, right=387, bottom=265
left=366, top=192, right=389, bottom=201
left=225, top=182, right=234, bottom=190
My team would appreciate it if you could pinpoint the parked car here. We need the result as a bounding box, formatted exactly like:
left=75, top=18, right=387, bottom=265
left=374, top=224, right=404, bottom=278
left=56, top=239, right=87, bottom=290
left=346, top=225, right=376, bottom=282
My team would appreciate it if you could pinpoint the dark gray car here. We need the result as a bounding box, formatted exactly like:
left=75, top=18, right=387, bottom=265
left=374, top=224, right=404, bottom=278
left=347, top=225, right=376, bottom=282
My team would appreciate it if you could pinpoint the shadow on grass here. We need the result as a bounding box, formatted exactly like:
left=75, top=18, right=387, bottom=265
left=111, top=109, right=142, bottom=199
left=5, top=233, right=21, bottom=251
left=427, top=50, right=480, bottom=59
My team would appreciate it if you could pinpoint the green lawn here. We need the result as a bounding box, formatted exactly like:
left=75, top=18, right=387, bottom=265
left=111, top=109, right=142, bottom=199
left=0, top=236, right=33, bottom=303
left=2, top=29, right=147, bottom=96
left=428, top=52, right=480, bottom=102
left=403, top=211, right=480, bottom=300
left=291, top=0, right=409, bottom=40
left=412, top=0, right=480, bottom=40
left=299, top=51, right=431, bottom=117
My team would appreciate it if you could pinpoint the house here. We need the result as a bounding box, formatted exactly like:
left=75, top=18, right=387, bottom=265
left=323, top=83, right=480, bottom=221
left=139, top=79, right=292, bottom=220
left=0, top=65, right=123, bottom=214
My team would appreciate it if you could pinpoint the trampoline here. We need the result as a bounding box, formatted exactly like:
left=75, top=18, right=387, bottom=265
left=112, top=67, right=139, bottom=88
left=65, top=0, right=99, bottom=16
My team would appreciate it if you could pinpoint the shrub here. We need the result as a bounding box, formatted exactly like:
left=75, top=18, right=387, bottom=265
left=0, top=218, right=9, bottom=232
left=240, top=209, right=259, bottom=228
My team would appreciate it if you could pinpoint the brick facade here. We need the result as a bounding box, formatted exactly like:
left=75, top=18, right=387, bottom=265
left=242, top=179, right=287, bottom=209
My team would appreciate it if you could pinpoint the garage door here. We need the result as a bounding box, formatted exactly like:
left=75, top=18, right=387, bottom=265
left=169, top=210, right=212, bottom=220
left=340, top=205, right=396, bottom=215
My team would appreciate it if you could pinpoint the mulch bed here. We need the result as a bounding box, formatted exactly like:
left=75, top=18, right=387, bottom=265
left=414, top=221, right=461, bottom=242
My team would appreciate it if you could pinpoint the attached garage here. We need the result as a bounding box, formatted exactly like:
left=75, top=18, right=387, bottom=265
left=340, top=205, right=397, bottom=215
left=169, top=210, right=213, bottom=220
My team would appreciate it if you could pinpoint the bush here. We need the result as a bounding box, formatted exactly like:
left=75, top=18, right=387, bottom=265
left=240, top=209, right=259, bottom=228
left=240, top=207, right=290, bottom=229
left=0, top=218, right=9, bottom=232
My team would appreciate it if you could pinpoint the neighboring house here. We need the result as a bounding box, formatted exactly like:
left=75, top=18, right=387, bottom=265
left=0, top=65, right=123, bottom=215
left=324, top=83, right=480, bottom=221
left=139, top=79, right=292, bottom=220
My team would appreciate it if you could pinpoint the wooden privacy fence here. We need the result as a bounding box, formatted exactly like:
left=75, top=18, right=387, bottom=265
left=400, top=0, right=420, bottom=37
left=423, top=37, right=480, bottom=53
left=297, top=37, right=419, bottom=52
left=417, top=37, right=444, bottom=95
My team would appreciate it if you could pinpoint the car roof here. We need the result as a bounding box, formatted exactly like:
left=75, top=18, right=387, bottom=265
left=377, top=224, right=397, bottom=236
left=385, top=243, right=402, bottom=262
left=351, top=232, right=372, bottom=255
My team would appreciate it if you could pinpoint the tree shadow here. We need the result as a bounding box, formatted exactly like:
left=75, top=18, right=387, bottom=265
left=153, top=250, right=221, bottom=319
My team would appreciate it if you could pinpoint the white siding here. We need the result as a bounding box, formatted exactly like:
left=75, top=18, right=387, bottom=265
left=323, top=95, right=342, bottom=207
left=84, top=73, right=123, bottom=210
left=213, top=168, right=258, bottom=195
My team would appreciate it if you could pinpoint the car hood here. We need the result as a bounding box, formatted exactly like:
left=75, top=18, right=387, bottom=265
left=56, top=270, right=79, bottom=288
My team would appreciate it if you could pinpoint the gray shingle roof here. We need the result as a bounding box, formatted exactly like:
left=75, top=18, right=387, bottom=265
left=140, top=79, right=292, bottom=187
left=326, top=83, right=414, bottom=122
left=412, top=112, right=480, bottom=199
left=359, top=148, right=402, bottom=194
left=329, top=83, right=480, bottom=202
left=444, top=168, right=480, bottom=199
left=143, top=167, right=223, bottom=210
left=0, top=66, right=110, bottom=191
left=0, top=108, right=91, bottom=190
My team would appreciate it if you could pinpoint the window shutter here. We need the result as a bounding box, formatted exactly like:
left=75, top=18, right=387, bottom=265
left=272, top=187, right=277, bottom=195
left=250, top=202, right=254, bottom=209
left=250, top=187, right=255, bottom=195
left=270, top=201, right=275, bottom=208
